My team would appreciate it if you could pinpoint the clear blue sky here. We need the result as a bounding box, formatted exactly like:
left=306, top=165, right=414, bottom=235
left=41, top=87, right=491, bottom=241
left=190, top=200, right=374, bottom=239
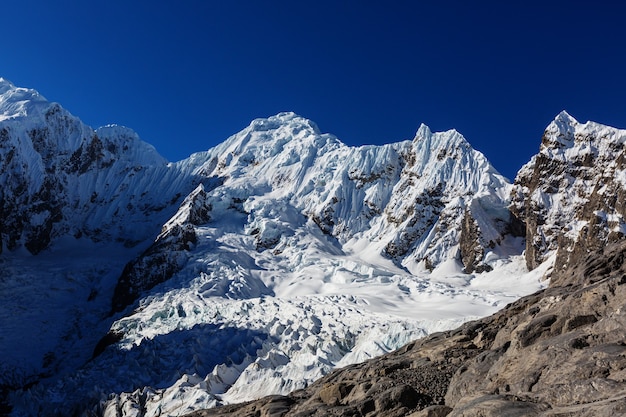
left=2, top=1, right=625, bottom=180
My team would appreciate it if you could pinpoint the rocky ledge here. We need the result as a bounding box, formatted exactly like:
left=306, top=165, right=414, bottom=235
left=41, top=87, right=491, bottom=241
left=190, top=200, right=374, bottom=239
left=189, top=240, right=626, bottom=416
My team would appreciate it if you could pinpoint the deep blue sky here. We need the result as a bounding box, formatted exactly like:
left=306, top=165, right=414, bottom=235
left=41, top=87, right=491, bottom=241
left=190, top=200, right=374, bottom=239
left=2, top=1, right=625, bottom=180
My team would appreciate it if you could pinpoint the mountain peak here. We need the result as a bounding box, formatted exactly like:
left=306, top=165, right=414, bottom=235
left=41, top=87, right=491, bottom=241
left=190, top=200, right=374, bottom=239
left=0, top=78, right=49, bottom=121
left=247, top=112, right=321, bottom=135
left=540, top=111, right=625, bottom=155
left=554, top=110, right=578, bottom=124
left=0, top=77, right=45, bottom=100
left=539, top=111, right=580, bottom=150
left=0, top=77, right=16, bottom=91
left=198, top=111, right=336, bottom=175
left=411, top=123, right=473, bottom=162
left=513, top=109, right=626, bottom=271
left=414, top=123, right=432, bottom=140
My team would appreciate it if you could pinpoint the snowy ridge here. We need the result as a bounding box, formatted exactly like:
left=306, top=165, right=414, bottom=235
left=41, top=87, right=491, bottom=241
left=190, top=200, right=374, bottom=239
left=0, top=80, right=549, bottom=417
left=0, top=78, right=50, bottom=122
left=188, top=112, right=514, bottom=271
left=110, top=112, right=519, bottom=311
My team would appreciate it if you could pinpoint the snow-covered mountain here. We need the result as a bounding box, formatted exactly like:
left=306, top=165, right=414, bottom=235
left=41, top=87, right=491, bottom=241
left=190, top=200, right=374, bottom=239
left=111, top=111, right=522, bottom=314
left=511, top=111, right=626, bottom=283
left=192, top=112, right=626, bottom=413
left=0, top=78, right=200, bottom=413
left=0, top=78, right=202, bottom=254
left=5, top=78, right=617, bottom=416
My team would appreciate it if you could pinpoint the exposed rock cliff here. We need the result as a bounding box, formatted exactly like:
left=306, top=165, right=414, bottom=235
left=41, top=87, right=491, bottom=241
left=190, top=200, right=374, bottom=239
left=111, top=183, right=217, bottom=312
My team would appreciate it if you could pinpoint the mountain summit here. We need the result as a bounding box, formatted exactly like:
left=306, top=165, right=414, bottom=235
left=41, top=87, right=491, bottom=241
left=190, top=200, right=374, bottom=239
left=0, top=77, right=49, bottom=121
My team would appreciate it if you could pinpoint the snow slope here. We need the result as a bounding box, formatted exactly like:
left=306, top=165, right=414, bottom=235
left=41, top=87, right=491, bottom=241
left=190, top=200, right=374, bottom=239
left=9, top=230, right=544, bottom=417
left=112, top=112, right=521, bottom=313
left=0, top=79, right=547, bottom=416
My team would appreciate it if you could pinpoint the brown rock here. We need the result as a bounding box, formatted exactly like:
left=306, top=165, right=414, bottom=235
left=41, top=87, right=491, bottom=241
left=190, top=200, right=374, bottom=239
left=319, top=383, right=353, bottom=406
left=446, top=394, right=550, bottom=416
left=407, top=405, right=453, bottom=417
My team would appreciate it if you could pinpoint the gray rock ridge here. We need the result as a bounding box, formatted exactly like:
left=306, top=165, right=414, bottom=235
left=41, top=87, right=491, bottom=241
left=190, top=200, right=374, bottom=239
left=459, top=202, right=525, bottom=274
left=188, top=241, right=626, bottom=416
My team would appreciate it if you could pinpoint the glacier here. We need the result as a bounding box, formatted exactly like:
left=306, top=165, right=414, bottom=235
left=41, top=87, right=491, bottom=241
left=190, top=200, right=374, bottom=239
left=0, top=78, right=548, bottom=416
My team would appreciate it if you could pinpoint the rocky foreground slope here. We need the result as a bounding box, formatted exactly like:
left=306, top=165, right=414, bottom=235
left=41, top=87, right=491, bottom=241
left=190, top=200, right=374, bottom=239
left=191, top=235, right=626, bottom=417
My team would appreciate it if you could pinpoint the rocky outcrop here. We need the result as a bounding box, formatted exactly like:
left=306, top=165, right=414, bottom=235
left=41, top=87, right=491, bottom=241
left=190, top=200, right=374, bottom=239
left=375, top=125, right=514, bottom=272
left=0, top=121, right=69, bottom=254
left=459, top=197, right=525, bottom=273
left=189, top=240, right=626, bottom=416
left=511, top=111, right=626, bottom=274
left=443, top=242, right=626, bottom=416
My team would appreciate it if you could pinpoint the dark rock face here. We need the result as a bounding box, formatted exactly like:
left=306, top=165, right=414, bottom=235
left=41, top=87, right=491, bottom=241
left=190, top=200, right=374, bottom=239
left=189, top=241, right=626, bottom=416
left=383, top=183, right=446, bottom=261
left=0, top=123, right=69, bottom=254
left=459, top=209, right=486, bottom=273
left=112, top=184, right=213, bottom=312
left=459, top=200, right=524, bottom=274
left=111, top=222, right=197, bottom=312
